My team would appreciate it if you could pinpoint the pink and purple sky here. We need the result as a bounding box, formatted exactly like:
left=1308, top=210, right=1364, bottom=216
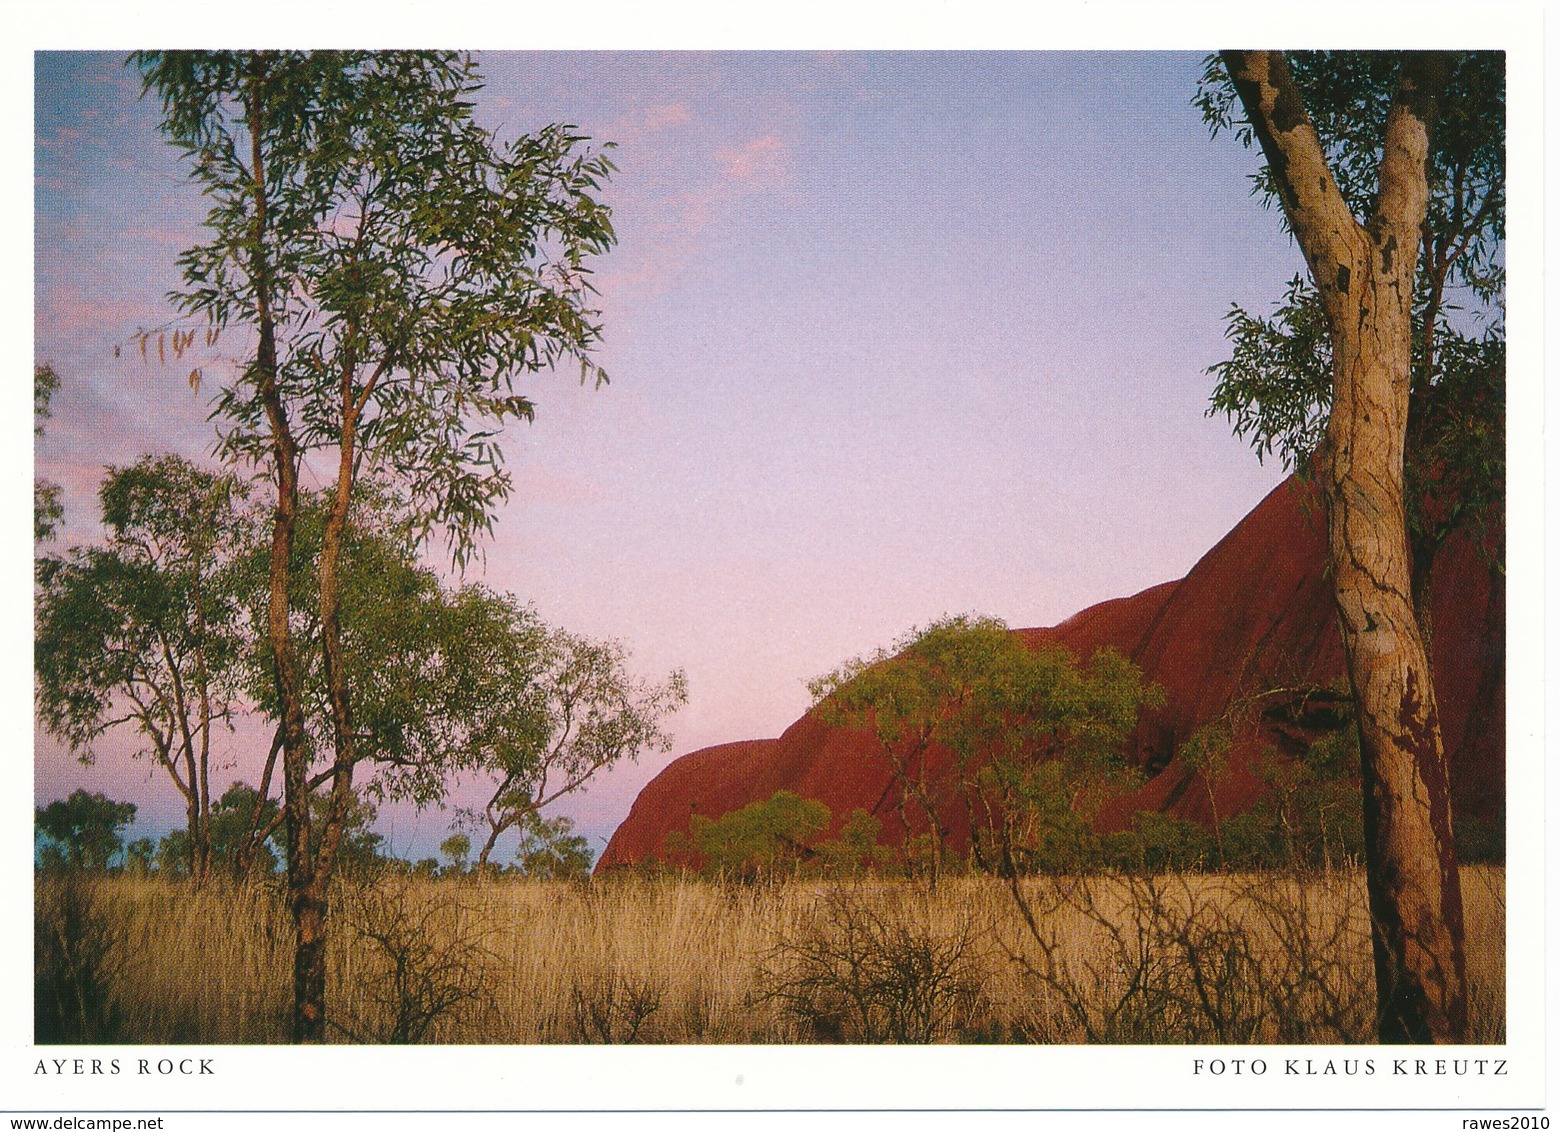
left=35, top=50, right=1305, bottom=860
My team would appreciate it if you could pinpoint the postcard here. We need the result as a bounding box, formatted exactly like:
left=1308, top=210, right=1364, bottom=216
left=9, top=4, right=1549, bottom=1130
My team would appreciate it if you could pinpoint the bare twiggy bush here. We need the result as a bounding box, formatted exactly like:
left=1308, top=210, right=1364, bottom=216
left=332, top=877, right=499, bottom=1043
left=761, top=886, right=990, bottom=1042
left=1242, top=873, right=1375, bottom=1041
left=567, top=971, right=665, bottom=1043
left=1001, top=870, right=1379, bottom=1042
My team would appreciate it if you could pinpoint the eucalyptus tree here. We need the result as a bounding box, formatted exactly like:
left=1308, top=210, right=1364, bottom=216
left=1200, top=51, right=1504, bottom=626
left=35, top=791, right=138, bottom=872
left=136, top=50, right=617, bottom=1040
left=35, top=455, right=253, bottom=884
left=444, top=607, right=687, bottom=870
left=1199, top=50, right=1503, bottom=1042
left=809, top=615, right=1159, bottom=886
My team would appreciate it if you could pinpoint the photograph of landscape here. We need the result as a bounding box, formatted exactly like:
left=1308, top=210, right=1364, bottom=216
left=18, top=22, right=1543, bottom=1122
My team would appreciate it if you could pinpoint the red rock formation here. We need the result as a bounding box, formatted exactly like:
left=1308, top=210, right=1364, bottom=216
left=598, top=476, right=1503, bottom=870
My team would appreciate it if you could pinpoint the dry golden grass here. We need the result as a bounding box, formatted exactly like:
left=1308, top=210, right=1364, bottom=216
left=35, top=865, right=1504, bottom=1044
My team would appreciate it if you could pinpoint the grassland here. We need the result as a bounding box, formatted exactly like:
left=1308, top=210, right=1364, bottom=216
left=34, top=865, right=1505, bottom=1044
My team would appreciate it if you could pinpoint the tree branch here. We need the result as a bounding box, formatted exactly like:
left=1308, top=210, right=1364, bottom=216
left=1220, top=51, right=1365, bottom=320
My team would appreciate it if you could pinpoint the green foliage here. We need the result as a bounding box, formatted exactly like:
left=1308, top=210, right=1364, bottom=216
left=810, top=809, right=893, bottom=878
left=1217, top=735, right=1366, bottom=872
left=35, top=455, right=255, bottom=882
left=1454, top=815, right=1505, bottom=865
left=210, top=782, right=283, bottom=875
left=153, top=830, right=193, bottom=877
left=129, top=51, right=623, bottom=1036
left=137, top=49, right=618, bottom=567
left=123, top=839, right=158, bottom=876
left=455, top=618, right=686, bottom=869
left=231, top=486, right=526, bottom=809
left=679, top=791, right=831, bottom=882
left=1206, top=274, right=1504, bottom=559
left=1179, top=723, right=1233, bottom=786
left=325, top=792, right=390, bottom=875
left=153, top=784, right=285, bottom=878
left=439, top=834, right=472, bottom=875
left=1197, top=51, right=1503, bottom=299
left=810, top=615, right=1015, bottom=752
left=36, top=791, right=137, bottom=872
left=34, top=364, right=63, bottom=543
left=810, top=616, right=1162, bottom=880
left=234, top=484, right=676, bottom=837
left=513, top=813, right=595, bottom=881
left=1102, top=813, right=1218, bottom=874
left=35, top=456, right=252, bottom=769
left=1205, top=274, right=1332, bottom=472
left=810, top=615, right=1161, bottom=883
left=34, top=361, right=58, bottom=436
left=1198, top=52, right=1505, bottom=566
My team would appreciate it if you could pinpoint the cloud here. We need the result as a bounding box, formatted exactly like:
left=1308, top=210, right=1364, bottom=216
left=35, top=126, right=85, bottom=150
left=715, top=133, right=789, bottom=187
left=120, top=225, right=195, bottom=247
left=641, top=101, right=693, bottom=131
left=594, top=260, right=674, bottom=303
left=656, top=132, right=793, bottom=236
left=35, top=283, right=167, bottom=343
left=596, top=129, right=795, bottom=305
left=83, top=64, right=141, bottom=94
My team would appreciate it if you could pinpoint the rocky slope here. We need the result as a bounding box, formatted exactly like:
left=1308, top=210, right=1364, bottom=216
left=598, top=476, right=1503, bottom=869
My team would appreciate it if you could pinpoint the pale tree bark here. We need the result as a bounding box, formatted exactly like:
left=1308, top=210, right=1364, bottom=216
left=1221, top=50, right=1466, bottom=1043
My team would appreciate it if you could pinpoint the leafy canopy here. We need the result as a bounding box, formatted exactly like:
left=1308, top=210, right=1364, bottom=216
left=35, top=455, right=253, bottom=769
left=455, top=618, right=687, bottom=867
left=810, top=615, right=1161, bottom=876
left=34, top=364, right=63, bottom=543
left=36, top=791, right=137, bottom=871
left=1197, top=51, right=1504, bottom=561
left=681, top=791, right=832, bottom=881
left=136, top=50, right=618, bottom=565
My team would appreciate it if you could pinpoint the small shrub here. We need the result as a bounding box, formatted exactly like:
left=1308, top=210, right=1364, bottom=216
left=567, top=972, right=664, bottom=1043
left=333, top=878, right=498, bottom=1043
left=682, top=792, right=831, bottom=881
left=809, top=809, right=892, bottom=878
left=514, top=813, right=595, bottom=881
left=1454, top=814, right=1505, bottom=865
left=1001, top=870, right=1376, bottom=1043
left=1102, top=813, right=1217, bottom=874
left=761, top=886, right=989, bottom=1042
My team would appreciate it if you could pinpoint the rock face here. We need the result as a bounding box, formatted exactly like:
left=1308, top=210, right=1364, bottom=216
left=598, top=477, right=1503, bottom=870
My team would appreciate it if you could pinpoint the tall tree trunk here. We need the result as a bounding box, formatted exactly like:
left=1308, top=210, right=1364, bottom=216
left=192, top=567, right=214, bottom=886
left=243, top=56, right=322, bottom=1043
left=1327, top=252, right=1468, bottom=1042
left=311, top=345, right=366, bottom=907
left=1221, top=50, right=1467, bottom=1042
